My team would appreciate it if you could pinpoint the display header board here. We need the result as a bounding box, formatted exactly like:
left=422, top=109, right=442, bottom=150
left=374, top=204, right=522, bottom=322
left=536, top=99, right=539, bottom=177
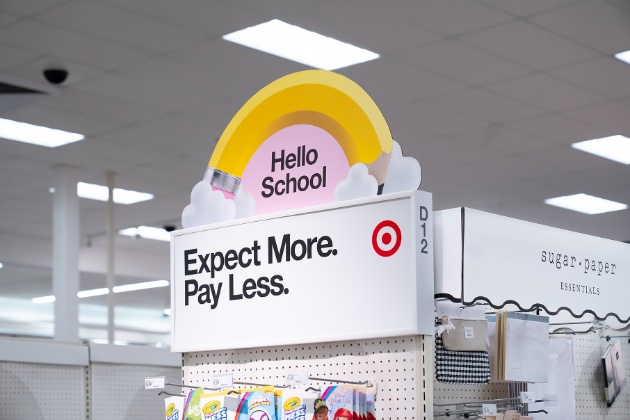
left=171, top=191, right=434, bottom=352
left=434, top=207, right=630, bottom=322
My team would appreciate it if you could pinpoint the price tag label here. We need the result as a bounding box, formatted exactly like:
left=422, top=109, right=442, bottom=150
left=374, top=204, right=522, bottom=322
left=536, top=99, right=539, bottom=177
left=520, top=391, right=536, bottom=403
left=285, top=371, right=310, bottom=386
left=481, top=404, right=497, bottom=415
left=145, top=377, right=166, bottom=389
left=211, top=373, right=233, bottom=389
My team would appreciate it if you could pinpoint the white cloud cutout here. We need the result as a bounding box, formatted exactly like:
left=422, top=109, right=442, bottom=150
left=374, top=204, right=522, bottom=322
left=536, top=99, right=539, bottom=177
left=334, top=163, right=378, bottom=202
left=234, top=186, right=255, bottom=219
left=181, top=180, right=235, bottom=229
left=382, top=141, right=422, bottom=195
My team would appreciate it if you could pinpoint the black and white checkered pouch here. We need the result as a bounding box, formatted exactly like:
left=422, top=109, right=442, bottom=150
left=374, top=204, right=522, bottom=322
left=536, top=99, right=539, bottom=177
left=435, top=335, right=491, bottom=384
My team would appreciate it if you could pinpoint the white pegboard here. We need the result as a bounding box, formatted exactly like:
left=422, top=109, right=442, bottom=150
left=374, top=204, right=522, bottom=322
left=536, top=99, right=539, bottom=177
left=0, top=361, right=87, bottom=419
left=430, top=331, right=630, bottom=419
left=570, top=332, right=630, bottom=419
left=90, top=362, right=181, bottom=420
left=184, top=335, right=429, bottom=420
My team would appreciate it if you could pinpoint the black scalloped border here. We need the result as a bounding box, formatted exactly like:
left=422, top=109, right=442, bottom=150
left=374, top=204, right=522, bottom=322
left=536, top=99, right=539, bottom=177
left=434, top=293, right=630, bottom=323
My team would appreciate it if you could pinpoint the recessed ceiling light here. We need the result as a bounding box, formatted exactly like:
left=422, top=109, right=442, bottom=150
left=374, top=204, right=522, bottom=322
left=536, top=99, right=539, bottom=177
left=545, top=193, right=628, bottom=215
left=118, top=226, right=171, bottom=242
left=0, top=118, right=84, bottom=147
left=32, top=295, right=57, bottom=304
left=223, top=19, right=379, bottom=70
left=77, top=182, right=154, bottom=205
left=571, top=135, right=630, bottom=165
left=0, top=262, right=3, bottom=269
left=614, top=50, right=630, bottom=65
left=77, top=288, right=109, bottom=298
left=113, top=280, right=169, bottom=294
left=32, top=280, right=170, bottom=304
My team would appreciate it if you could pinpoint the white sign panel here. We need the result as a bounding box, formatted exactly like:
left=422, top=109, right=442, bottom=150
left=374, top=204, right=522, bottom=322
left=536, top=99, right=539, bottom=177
left=435, top=208, right=630, bottom=322
left=171, top=191, right=433, bottom=352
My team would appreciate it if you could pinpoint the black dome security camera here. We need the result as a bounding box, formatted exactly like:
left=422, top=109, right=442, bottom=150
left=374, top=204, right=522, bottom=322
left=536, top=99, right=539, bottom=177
left=43, top=68, right=69, bottom=85
left=163, top=225, right=176, bottom=232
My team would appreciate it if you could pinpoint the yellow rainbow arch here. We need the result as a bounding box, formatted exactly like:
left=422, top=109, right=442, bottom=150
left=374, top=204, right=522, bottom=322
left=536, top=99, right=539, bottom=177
left=206, top=70, right=394, bottom=192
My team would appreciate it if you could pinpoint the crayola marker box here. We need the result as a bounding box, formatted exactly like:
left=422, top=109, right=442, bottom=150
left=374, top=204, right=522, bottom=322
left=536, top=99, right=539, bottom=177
left=230, top=389, right=277, bottom=420
left=199, top=391, right=240, bottom=420
left=165, top=395, right=185, bottom=420
left=277, top=387, right=319, bottom=420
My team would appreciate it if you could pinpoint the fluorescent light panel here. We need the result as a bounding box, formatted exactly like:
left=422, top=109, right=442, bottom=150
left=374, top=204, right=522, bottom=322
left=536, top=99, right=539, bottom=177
left=0, top=118, right=84, bottom=147
left=571, top=135, right=630, bottom=165
left=615, top=50, right=630, bottom=65
left=113, top=280, right=169, bottom=293
left=545, top=193, right=628, bottom=215
left=32, top=280, right=170, bottom=304
left=77, top=288, right=109, bottom=298
left=119, top=226, right=171, bottom=242
left=77, top=182, right=153, bottom=205
left=223, top=19, right=379, bottom=70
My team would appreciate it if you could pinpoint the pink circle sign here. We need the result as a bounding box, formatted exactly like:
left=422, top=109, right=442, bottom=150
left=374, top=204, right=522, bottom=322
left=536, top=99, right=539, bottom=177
left=241, top=124, right=350, bottom=215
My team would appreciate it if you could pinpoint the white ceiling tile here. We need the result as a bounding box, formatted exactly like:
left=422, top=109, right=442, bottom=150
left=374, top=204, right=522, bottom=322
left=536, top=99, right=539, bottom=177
left=450, top=125, right=552, bottom=154
left=101, top=0, right=263, bottom=36
left=0, top=45, right=39, bottom=71
left=397, top=39, right=533, bottom=86
left=562, top=100, right=630, bottom=133
left=464, top=155, right=565, bottom=187
left=530, top=1, right=630, bottom=54
left=487, top=73, right=605, bottom=112
left=2, top=104, right=117, bottom=136
left=102, top=112, right=216, bottom=155
left=460, top=20, right=601, bottom=70
left=550, top=57, right=630, bottom=99
left=344, top=60, right=470, bottom=105
left=0, top=19, right=151, bottom=70
left=0, top=11, right=19, bottom=27
left=417, top=132, right=509, bottom=174
left=369, top=0, right=513, bottom=36
left=36, top=1, right=207, bottom=53
left=523, top=145, right=621, bottom=173
left=508, top=113, right=606, bottom=145
left=167, top=39, right=309, bottom=103
left=40, top=138, right=153, bottom=173
left=73, top=73, right=176, bottom=113
left=479, top=0, right=583, bottom=17
left=435, top=88, right=546, bottom=123
left=280, top=1, right=443, bottom=55
left=40, top=88, right=168, bottom=124
left=396, top=100, right=489, bottom=136
left=0, top=0, right=67, bottom=16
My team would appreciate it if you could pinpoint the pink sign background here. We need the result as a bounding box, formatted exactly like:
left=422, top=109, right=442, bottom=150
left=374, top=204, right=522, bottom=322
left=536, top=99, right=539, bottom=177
left=241, top=124, right=350, bottom=215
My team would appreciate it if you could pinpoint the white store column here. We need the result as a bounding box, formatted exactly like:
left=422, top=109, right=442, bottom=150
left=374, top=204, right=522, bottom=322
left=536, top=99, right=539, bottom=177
left=53, top=165, right=80, bottom=341
left=106, top=171, right=115, bottom=343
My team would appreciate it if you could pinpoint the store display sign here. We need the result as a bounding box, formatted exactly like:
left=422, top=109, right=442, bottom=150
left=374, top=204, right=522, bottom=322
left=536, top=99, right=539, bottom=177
left=171, top=191, right=434, bottom=352
left=434, top=208, right=630, bottom=322
left=181, top=70, right=424, bottom=230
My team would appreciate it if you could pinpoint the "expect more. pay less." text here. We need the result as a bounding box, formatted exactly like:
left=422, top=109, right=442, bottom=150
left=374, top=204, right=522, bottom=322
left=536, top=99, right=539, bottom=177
left=182, top=234, right=338, bottom=309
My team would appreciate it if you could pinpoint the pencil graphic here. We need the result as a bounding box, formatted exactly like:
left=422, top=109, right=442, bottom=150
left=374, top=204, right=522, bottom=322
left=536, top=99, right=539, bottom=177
left=204, top=70, right=394, bottom=197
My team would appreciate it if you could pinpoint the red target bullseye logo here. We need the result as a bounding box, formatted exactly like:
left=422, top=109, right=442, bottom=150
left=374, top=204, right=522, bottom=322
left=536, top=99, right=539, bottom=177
left=372, top=220, right=402, bottom=257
